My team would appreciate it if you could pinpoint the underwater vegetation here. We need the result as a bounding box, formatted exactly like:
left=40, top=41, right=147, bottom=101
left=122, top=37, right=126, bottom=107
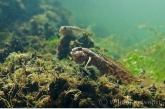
left=94, top=24, right=165, bottom=83
left=0, top=0, right=40, bottom=31
left=0, top=22, right=165, bottom=107
left=0, top=0, right=72, bottom=62
left=0, top=48, right=165, bottom=107
left=0, top=0, right=165, bottom=108
left=122, top=25, right=165, bottom=83
left=123, top=38, right=165, bottom=82
left=0, top=29, right=10, bottom=42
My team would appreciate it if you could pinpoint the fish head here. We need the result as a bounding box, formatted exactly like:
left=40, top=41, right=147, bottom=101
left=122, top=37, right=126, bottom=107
left=70, top=50, right=87, bottom=64
left=59, top=26, right=73, bottom=36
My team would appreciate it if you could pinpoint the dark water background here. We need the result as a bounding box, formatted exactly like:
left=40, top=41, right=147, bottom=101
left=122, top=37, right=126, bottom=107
left=59, top=0, right=165, bottom=47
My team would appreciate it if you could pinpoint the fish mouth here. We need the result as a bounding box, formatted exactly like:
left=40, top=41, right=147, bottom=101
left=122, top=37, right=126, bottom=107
left=70, top=51, right=87, bottom=64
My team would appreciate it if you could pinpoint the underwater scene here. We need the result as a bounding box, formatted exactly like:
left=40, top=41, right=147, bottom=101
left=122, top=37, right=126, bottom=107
left=0, top=0, right=165, bottom=108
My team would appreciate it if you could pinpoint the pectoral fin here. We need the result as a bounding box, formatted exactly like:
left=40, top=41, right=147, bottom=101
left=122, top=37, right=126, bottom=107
left=85, top=56, right=92, bottom=68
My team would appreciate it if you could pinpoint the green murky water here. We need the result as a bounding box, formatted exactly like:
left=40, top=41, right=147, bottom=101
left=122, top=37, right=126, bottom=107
left=60, top=0, right=165, bottom=46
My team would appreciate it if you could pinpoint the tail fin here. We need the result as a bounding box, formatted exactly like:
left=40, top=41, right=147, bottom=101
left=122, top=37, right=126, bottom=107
left=83, top=25, right=95, bottom=37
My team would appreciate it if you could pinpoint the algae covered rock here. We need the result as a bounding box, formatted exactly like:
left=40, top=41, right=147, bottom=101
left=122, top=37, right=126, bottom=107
left=0, top=48, right=165, bottom=108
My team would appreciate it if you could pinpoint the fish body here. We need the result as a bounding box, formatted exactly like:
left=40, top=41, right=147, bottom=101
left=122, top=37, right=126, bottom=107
left=59, top=26, right=94, bottom=37
left=59, top=26, right=84, bottom=36
left=71, top=47, right=134, bottom=84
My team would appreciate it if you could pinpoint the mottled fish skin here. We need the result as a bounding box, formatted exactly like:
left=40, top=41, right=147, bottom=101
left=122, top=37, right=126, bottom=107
left=59, top=26, right=84, bottom=36
left=59, top=26, right=94, bottom=37
left=71, top=47, right=134, bottom=84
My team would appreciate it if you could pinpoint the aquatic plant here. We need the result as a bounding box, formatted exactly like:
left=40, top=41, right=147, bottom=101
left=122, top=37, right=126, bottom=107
left=94, top=24, right=165, bottom=83
left=0, top=29, right=10, bottom=42
left=46, top=35, right=59, bottom=51
left=122, top=25, right=165, bottom=82
left=0, top=49, right=165, bottom=108
left=93, top=34, right=129, bottom=59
